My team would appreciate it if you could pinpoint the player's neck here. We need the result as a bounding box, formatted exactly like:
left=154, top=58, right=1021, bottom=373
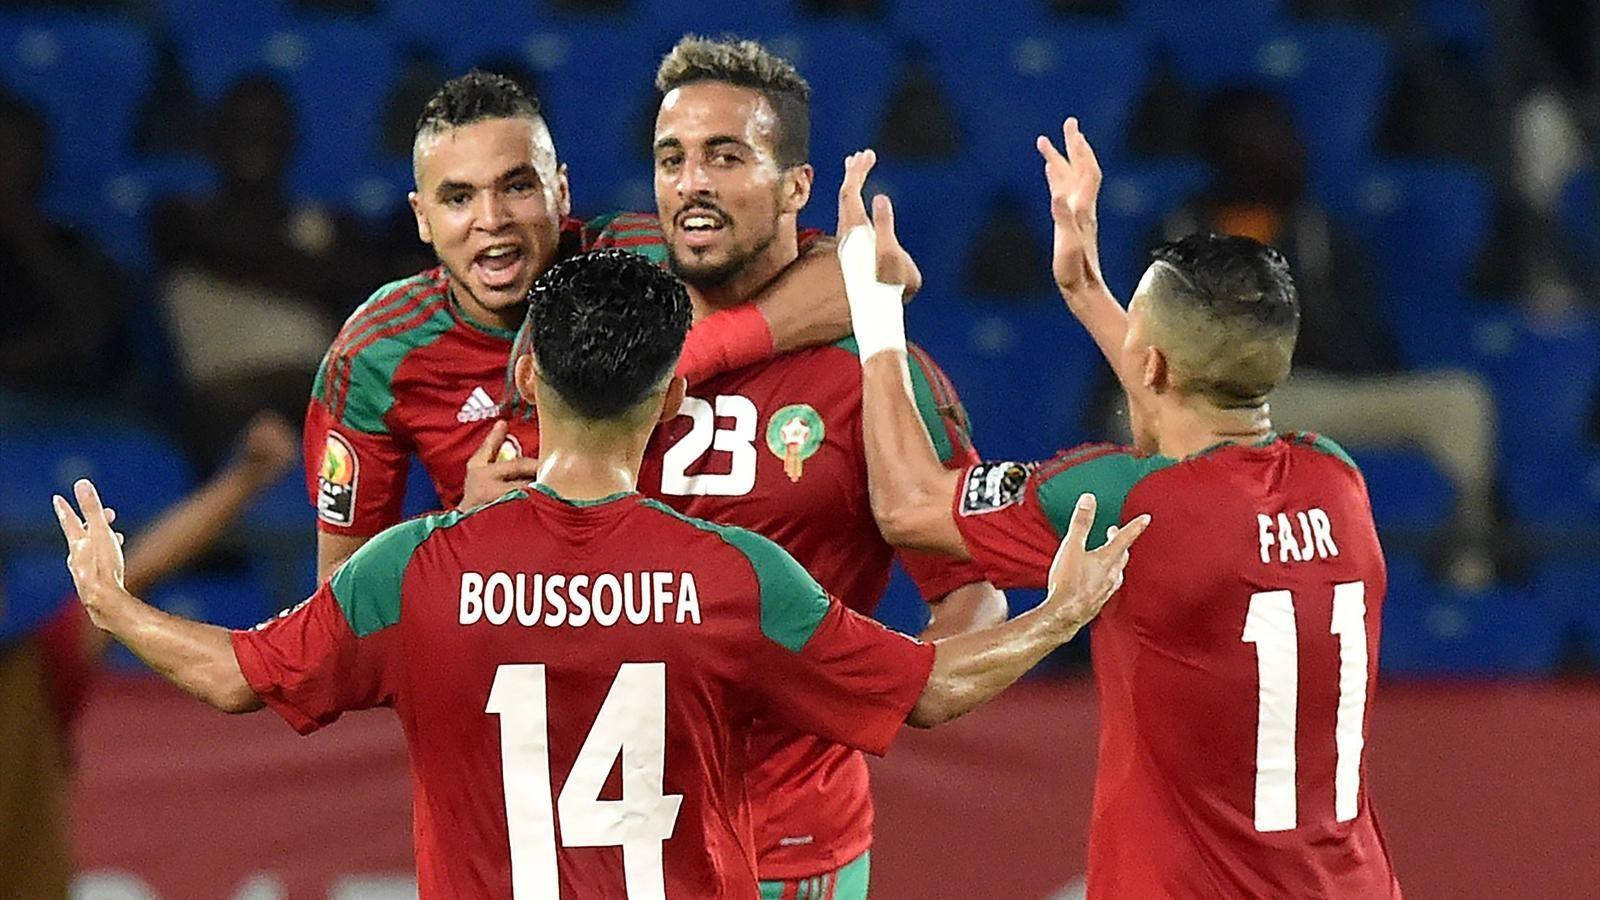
left=451, top=285, right=524, bottom=333
left=686, top=232, right=799, bottom=321
left=1156, top=399, right=1274, bottom=459
left=533, top=420, right=646, bottom=502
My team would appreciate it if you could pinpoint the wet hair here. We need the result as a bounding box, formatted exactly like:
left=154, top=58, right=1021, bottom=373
left=655, top=35, right=811, bottom=167
left=1143, top=232, right=1300, bottom=407
left=516, top=249, right=691, bottom=420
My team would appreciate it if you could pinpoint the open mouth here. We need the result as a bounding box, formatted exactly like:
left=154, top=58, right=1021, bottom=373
left=677, top=209, right=729, bottom=248
left=472, top=244, right=526, bottom=290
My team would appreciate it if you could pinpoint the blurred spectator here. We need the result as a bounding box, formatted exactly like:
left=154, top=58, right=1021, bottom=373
left=0, top=92, right=131, bottom=398
left=380, top=46, right=450, bottom=160
left=964, top=190, right=1052, bottom=297
left=1048, top=0, right=1123, bottom=14
left=0, top=412, right=297, bottom=900
left=133, top=40, right=208, bottom=157
left=801, top=0, right=882, bottom=16
left=1379, top=44, right=1492, bottom=162
left=549, top=0, right=632, bottom=14
left=1126, top=56, right=1198, bottom=158
left=1156, top=87, right=1502, bottom=583
left=151, top=75, right=391, bottom=471
left=876, top=51, right=961, bottom=161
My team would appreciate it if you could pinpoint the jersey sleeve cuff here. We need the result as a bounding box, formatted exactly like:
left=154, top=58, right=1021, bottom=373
left=230, top=630, right=321, bottom=736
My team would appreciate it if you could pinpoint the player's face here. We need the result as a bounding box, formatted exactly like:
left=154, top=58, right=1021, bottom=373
left=652, top=81, right=810, bottom=288
left=410, top=117, right=571, bottom=321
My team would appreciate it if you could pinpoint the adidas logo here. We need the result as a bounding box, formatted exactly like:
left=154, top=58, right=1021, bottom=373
left=457, top=386, right=500, bottom=423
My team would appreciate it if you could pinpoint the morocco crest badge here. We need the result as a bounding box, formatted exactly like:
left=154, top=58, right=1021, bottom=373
left=766, top=404, right=825, bottom=482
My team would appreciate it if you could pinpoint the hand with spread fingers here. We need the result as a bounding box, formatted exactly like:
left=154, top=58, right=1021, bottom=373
left=1045, top=492, right=1150, bottom=637
left=53, top=479, right=131, bottom=629
left=837, top=150, right=916, bottom=361
left=1037, top=117, right=1107, bottom=299
left=461, top=419, right=541, bottom=510
left=837, top=148, right=923, bottom=298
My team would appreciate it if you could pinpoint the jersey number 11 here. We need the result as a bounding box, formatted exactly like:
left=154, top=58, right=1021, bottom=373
left=488, top=662, right=684, bottom=898
left=1241, top=581, right=1368, bottom=833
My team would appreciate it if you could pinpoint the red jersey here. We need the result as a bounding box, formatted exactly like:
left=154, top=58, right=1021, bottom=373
left=952, top=434, right=1401, bottom=899
left=304, top=214, right=667, bottom=535
left=629, top=337, right=987, bottom=878
left=233, top=486, right=934, bottom=899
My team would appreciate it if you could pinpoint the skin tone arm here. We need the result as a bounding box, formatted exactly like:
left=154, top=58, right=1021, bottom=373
left=908, top=490, right=1146, bottom=727
left=1038, top=118, right=1136, bottom=392
left=55, top=479, right=262, bottom=713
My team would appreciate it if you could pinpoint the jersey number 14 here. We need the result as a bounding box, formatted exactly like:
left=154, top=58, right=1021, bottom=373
left=1241, top=581, right=1368, bottom=833
left=488, top=663, right=683, bottom=898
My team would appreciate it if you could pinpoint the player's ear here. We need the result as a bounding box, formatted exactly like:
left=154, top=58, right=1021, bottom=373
left=514, top=353, right=539, bottom=407
left=659, top=375, right=687, bottom=423
left=553, top=162, right=572, bottom=219
left=1143, top=346, right=1168, bottom=394
left=409, top=191, right=432, bottom=244
left=781, top=163, right=814, bottom=217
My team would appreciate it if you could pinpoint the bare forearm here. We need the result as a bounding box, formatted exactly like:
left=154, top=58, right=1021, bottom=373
left=861, top=352, right=968, bottom=556
left=93, top=594, right=261, bottom=713
left=753, top=239, right=851, bottom=353
left=123, top=462, right=273, bottom=596
left=909, top=602, right=1079, bottom=727
left=920, top=581, right=1008, bottom=642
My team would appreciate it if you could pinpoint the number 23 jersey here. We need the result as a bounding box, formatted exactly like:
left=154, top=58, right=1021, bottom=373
left=954, top=434, right=1402, bottom=899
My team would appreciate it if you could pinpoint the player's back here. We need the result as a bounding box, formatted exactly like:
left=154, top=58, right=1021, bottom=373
left=1088, top=434, right=1401, bottom=899
left=369, top=485, right=918, bottom=898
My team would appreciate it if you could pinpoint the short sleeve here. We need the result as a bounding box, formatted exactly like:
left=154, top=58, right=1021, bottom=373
left=231, top=581, right=398, bottom=735
left=304, top=396, right=410, bottom=537
left=897, top=343, right=992, bottom=600
left=952, top=446, right=1170, bottom=590
left=723, top=526, right=934, bottom=757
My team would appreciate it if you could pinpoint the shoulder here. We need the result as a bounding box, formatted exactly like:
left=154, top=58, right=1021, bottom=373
left=825, top=338, right=972, bottom=457
left=329, top=491, right=525, bottom=635
left=583, top=210, right=669, bottom=266
left=1031, top=443, right=1179, bottom=534
left=313, top=268, right=455, bottom=433
left=1281, top=431, right=1361, bottom=474
left=637, top=499, right=828, bottom=652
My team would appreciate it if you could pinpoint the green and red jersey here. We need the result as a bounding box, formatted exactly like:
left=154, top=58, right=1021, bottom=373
left=233, top=485, right=933, bottom=898
left=304, top=213, right=666, bottom=535
left=953, top=433, right=1401, bottom=899
left=627, top=337, right=987, bottom=879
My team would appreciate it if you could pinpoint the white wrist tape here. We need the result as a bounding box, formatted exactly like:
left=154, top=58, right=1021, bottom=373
left=837, top=224, right=907, bottom=361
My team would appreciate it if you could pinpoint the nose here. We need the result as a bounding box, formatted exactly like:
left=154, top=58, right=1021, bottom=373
left=474, top=189, right=510, bottom=231
left=673, top=156, right=714, bottom=198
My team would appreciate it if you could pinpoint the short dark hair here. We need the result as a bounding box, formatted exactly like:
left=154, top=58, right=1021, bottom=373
left=1144, top=232, right=1300, bottom=407
left=655, top=35, right=811, bottom=167
left=515, top=250, right=691, bottom=420
left=416, top=69, right=542, bottom=137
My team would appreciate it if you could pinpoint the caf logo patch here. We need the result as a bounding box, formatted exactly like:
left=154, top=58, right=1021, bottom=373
left=316, top=432, right=358, bottom=526
left=766, top=404, right=825, bottom=483
left=959, top=461, right=1034, bottom=516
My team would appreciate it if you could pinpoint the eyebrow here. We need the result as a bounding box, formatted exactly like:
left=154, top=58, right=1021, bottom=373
left=652, top=135, right=751, bottom=153
left=434, top=164, right=541, bottom=198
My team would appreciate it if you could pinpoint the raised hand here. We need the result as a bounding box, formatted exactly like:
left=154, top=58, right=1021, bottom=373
left=461, top=420, right=541, bottom=509
left=837, top=149, right=922, bottom=296
left=1036, top=117, right=1106, bottom=298
left=237, top=410, right=300, bottom=484
left=53, top=479, right=131, bottom=628
left=1045, top=492, right=1149, bottom=634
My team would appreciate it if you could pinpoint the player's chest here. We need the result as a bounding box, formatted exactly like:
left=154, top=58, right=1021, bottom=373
left=390, top=346, right=534, bottom=489
left=639, top=364, right=867, bottom=537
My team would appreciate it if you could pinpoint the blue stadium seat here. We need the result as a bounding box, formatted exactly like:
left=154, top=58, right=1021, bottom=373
left=147, top=571, right=275, bottom=631
left=175, top=21, right=400, bottom=201
left=1254, top=23, right=1392, bottom=187
left=1380, top=555, right=1560, bottom=676
left=1421, top=0, right=1490, bottom=57
left=0, top=422, right=195, bottom=537
left=1533, top=561, right=1600, bottom=661
left=1468, top=310, right=1600, bottom=527
left=0, top=15, right=152, bottom=175
left=885, top=1, right=1060, bottom=53
left=758, top=24, right=898, bottom=174
left=1353, top=162, right=1494, bottom=363
left=55, top=156, right=219, bottom=271
left=1127, top=0, right=1282, bottom=91
left=1559, top=167, right=1596, bottom=274
left=857, top=163, right=986, bottom=295
left=0, top=551, right=74, bottom=644
left=1350, top=449, right=1456, bottom=533
left=1095, top=158, right=1212, bottom=296
left=926, top=24, right=1150, bottom=184
left=634, top=0, right=796, bottom=33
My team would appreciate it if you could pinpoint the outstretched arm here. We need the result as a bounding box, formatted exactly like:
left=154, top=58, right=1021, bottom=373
left=55, top=480, right=261, bottom=713
left=909, top=492, right=1147, bottom=727
left=1038, top=118, right=1137, bottom=392
left=836, top=150, right=968, bottom=557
